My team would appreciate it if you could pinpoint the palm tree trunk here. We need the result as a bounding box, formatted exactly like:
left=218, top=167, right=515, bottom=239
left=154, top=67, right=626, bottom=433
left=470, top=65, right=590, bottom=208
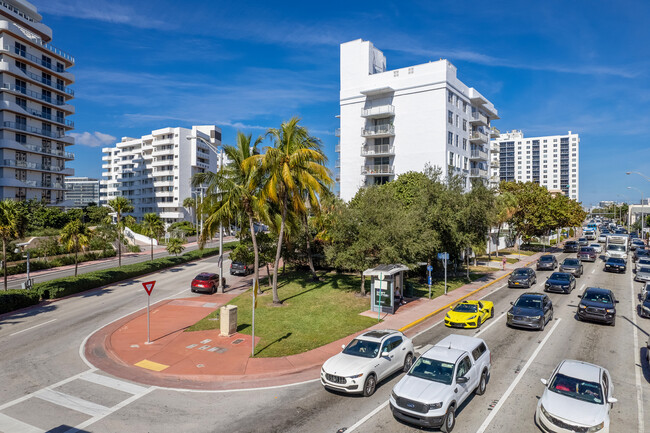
left=495, top=223, right=502, bottom=257
left=74, top=242, right=79, bottom=277
left=2, top=238, right=6, bottom=291
left=304, top=213, right=318, bottom=281
left=151, top=238, right=154, bottom=261
left=271, top=197, right=287, bottom=304
left=117, top=214, right=122, bottom=267
left=248, top=216, right=262, bottom=295
left=360, top=271, right=366, bottom=296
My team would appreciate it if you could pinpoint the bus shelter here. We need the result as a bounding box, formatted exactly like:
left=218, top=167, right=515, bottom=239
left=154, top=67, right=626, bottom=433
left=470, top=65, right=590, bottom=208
left=363, top=264, right=409, bottom=315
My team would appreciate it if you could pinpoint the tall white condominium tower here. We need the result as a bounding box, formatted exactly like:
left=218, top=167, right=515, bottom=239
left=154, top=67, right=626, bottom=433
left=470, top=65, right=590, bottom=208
left=101, top=125, right=221, bottom=225
left=337, top=39, right=499, bottom=201
left=489, top=130, right=580, bottom=200
left=0, top=0, right=75, bottom=204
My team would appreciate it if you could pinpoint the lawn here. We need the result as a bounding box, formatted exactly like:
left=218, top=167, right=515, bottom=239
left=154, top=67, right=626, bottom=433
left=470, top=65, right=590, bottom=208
left=408, top=273, right=486, bottom=299
left=186, top=272, right=378, bottom=358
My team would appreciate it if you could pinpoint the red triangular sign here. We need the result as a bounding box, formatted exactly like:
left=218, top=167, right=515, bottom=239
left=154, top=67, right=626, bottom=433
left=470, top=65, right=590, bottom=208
left=142, top=281, right=156, bottom=296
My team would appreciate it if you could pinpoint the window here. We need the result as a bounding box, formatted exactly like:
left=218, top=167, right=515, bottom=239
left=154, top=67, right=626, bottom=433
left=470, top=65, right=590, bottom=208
left=455, top=134, right=459, bottom=147
left=15, top=96, right=26, bottom=109
left=462, top=138, right=467, bottom=150
left=448, top=90, right=454, bottom=103
left=448, top=151, right=454, bottom=166
left=448, top=132, right=453, bottom=145
left=463, top=101, right=467, bottom=112
left=456, top=115, right=459, bottom=127
left=15, top=60, right=26, bottom=73
left=456, top=357, right=471, bottom=378
left=15, top=133, right=26, bottom=144
left=462, top=119, right=467, bottom=131
left=448, top=110, right=453, bottom=124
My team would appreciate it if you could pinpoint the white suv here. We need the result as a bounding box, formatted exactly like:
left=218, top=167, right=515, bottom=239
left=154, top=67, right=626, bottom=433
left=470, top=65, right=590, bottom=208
left=320, top=330, right=414, bottom=396
left=390, top=335, right=491, bottom=432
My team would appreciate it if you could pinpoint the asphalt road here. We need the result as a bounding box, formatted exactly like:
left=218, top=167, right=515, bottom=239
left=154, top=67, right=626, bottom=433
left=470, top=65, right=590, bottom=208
left=0, top=248, right=648, bottom=433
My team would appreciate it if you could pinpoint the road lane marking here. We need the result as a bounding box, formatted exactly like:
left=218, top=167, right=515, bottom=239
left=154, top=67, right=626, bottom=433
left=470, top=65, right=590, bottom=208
left=80, top=371, right=149, bottom=395
left=36, top=388, right=111, bottom=417
left=579, top=283, right=586, bottom=292
left=344, top=400, right=390, bottom=432
left=629, top=270, right=645, bottom=433
left=475, top=318, right=562, bottom=433
left=9, top=319, right=57, bottom=336
left=0, top=413, right=45, bottom=433
left=134, top=359, right=169, bottom=372
left=475, top=312, right=506, bottom=338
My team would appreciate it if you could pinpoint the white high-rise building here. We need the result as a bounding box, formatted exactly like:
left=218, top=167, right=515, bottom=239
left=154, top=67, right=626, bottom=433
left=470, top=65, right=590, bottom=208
left=0, top=0, right=75, bottom=204
left=337, top=39, right=499, bottom=201
left=490, top=130, right=580, bottom=200
left=100, top=125, right=221, bottom=224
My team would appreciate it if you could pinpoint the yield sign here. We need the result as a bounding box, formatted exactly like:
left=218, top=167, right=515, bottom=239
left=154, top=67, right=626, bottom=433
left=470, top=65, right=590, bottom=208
left=142, top=281, right=156, bottom=296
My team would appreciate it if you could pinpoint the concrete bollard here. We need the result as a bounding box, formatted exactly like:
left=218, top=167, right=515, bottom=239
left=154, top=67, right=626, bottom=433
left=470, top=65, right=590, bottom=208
left=220, top=304, right=237, bottom=337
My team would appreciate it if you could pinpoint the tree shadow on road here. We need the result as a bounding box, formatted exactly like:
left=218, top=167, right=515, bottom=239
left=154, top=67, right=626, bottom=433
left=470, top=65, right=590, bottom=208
left=0, top=302, right=57, bottom=328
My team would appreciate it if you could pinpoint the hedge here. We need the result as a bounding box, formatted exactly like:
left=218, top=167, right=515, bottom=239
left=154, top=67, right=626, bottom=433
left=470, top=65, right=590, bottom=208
left=1, top=250, right=117, bottom=277
left=0, top=289, right=41, bottom=315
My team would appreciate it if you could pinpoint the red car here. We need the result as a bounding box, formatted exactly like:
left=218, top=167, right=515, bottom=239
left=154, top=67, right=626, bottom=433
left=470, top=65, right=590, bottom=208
left=191, top=273, right=220, bottom=294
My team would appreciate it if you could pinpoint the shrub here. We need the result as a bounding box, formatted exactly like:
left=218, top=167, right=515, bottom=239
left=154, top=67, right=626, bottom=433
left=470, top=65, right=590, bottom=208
left=0, top=289, right=41, bottom=314
left=550, top=239, right=557, bottom=246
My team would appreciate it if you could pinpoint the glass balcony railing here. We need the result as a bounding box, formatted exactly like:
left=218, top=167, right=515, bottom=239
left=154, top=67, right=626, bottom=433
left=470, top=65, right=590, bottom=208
left=21, top=106, right=74, bottom=127
left=6, top=46, right=70, bottom=74
left=361, top=124, right=395, bottom=137
left=361, top=164, right=394, bottom=175
left=470, top=111, right=488, bottom=124
left=4, top=121, right=65, bottom=139
left=470, top=167, right=488, bottom=177
left=361, top=144, right=395, bottom=156
left=470, top=148, right=488, bottom=160
left=2, top=159, right=67, bottom=172
left=469, top=131, right=488, bottom=143
left=16, top=66, right=74, bottom=96
left=1, top=83, right=71, bottom=106
left=24, top=143, right=75, bottom=159
left=361, top=105, right=395, bottom=118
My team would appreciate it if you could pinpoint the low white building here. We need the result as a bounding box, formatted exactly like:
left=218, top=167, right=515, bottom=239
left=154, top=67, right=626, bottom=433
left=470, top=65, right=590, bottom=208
left=338, top=39, right=499, bottom=201
left=490, top=130, right=580, bottom=200
left=100, top=125, right=221, bottom=225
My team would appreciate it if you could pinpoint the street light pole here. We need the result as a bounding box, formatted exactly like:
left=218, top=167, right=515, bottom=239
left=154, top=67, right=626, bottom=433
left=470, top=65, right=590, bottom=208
left=628, top=186, right=644, bottom=239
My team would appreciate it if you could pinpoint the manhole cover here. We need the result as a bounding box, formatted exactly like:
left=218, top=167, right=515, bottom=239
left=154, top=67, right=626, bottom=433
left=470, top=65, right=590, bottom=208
left=232, top=339, right=244, bottom=345
left=208, top=347, right=227, bottom=353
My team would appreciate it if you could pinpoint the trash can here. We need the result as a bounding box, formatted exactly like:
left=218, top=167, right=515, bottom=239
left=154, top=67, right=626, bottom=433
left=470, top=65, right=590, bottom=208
left=220, top=304, right=237, bottom=337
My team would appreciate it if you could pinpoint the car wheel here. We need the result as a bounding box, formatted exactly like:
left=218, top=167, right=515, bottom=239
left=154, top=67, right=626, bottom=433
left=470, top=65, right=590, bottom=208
left=489, top=308, right=494, bottom=319
left=475, top=370, right=488, bottom=396
left=403, top=353, right=414, bottom=372
left=540, top=317, right=545, bottom=331
left=611, top=316, right=616, bottom=327
left=211, top=284, right=216, bottom=294
left=362, top=374, right=376, bottom=397
left=442, top=405, right=456, bottom=433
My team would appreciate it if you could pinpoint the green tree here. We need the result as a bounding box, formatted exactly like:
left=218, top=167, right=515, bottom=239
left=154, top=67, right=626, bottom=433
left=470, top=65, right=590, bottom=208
left=252, top=118, right=331, bottom=303
left=40, top=236, right=61, bottom=261
left=166, top=237, right=185, bottom=256
left=59, top=219, right=91, bottom=277
left=0, top=200, right=24, bottom=290
left=107, top=197, right=134, bottom=266
left=85, top=203, right=111, bottom=225
left=491, top=190, right=517, bottom=256
left=141, top=213, right=164, bottom=261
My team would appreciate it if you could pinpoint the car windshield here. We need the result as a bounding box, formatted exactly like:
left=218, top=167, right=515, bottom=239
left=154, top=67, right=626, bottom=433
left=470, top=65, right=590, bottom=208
left=194, top=275, right=211, bottom=281
left=590, top=244, right=600, bottom=248
left=583, top=291, right=613, bottom=304
left=645, top=292, right=650, bottom=302
left=549, top=373, right=604, bottom=405
left=608, top=245, right=625, bottom=252
left=514, top=296, right=542, bottom=309
left=342, top=339, right=380, bottom=359
left=580, top=248, right=594, bottom=253
left=609, top=258, right=625, bottom=264
left=639, top=267, right=650, bottom=274
left=639, top=250, right=649, bottom=256
left=540, top=256, right=554, bottom=262
left=579, top=238, right=587, bottom=241
left=550, top=273, right=570, bottom=281
left=639, top=260, right=650, bottom=266
left=408, top=357, right=454, bottom=385
left=563, top=259, right=580, bottom=266
left=453, top=303, right=478, bottom=313
left=513, top=269, right=529, bottom=276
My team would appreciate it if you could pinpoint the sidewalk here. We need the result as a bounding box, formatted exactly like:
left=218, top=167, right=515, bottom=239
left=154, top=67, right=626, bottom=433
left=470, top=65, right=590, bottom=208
left=84, top=249, right=549, bottom=391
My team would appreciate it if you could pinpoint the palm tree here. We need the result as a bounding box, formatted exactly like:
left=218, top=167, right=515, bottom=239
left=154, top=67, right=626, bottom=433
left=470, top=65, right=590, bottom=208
left=59, top=219, right=91, bottom=277
left=193, top=131, right=265, bottom=294
left=141, top=213, right=164, bottom=261
left=250, top=117, right=332, bottom=304
left=182, top=197, right=196, bottom=231
left=107, top=197, right=134, bottom=266
left=166, top=237, right=185, bottom=256
left=0, top=200, right=23, bottom=290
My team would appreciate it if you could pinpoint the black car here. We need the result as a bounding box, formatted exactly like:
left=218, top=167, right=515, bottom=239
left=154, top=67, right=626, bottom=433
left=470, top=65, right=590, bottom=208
left=640, top=291, right=650, bottom=319
left=604, top=257, right=626, bottom=273
left=507, top=293, right=553, bottom=331
left=544, top=272, right=576, bottom=294
left=633, top=248, right=649, bottom=263
left=563, top=241, right=579, bottom=253
left=559, top=258, right=583, bottom=277
left=508, top=267, right=537, bottom=288
left=577, top=287, right=618, bottom=325
left=537, top=255, right=558, bottom=271
left=230, top=261, right=254, bottom=275
left=578, top=237, right=589, bottom=246
left=631, top=239, right=645, bottom=251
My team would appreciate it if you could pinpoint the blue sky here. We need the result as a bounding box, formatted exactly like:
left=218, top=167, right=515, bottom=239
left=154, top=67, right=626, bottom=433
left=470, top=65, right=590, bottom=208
left=33, top=0, right=650, bottom=206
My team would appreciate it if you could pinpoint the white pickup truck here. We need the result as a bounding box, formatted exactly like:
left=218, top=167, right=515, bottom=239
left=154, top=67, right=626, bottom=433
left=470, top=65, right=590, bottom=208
left=389, top=334, right=491, bottom=432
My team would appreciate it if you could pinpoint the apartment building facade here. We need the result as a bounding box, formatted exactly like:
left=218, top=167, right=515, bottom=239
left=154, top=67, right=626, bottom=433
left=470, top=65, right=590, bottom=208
left=0, top=0, right=75, bottom=204
left=64, top=176, right=98, bottom=207
left=100, top=125, right=221, bottom=225
left=490, top=130, right=580, bottom=200
left=337, top=39, right=499, bottom=201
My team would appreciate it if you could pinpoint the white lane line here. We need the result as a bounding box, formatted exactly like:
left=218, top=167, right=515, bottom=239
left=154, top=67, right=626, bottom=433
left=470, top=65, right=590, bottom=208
left=629, top=270, right=645, bottom=433
left=591, top=268, right=596, bottom=274
left=36, top=388, right=111, bottom=417
left=475, top=312, right=506, bottom=338
left=79, top=371, right=149, bottom=395
left=475, top=318, right=562, bottom=433
left=344, top=400, right=390, bottom=432
left=0, top=413, right=45, bottom=433
left=579, top=283, right=586, bottom=292
left=9, top=319, right=57, bottom=336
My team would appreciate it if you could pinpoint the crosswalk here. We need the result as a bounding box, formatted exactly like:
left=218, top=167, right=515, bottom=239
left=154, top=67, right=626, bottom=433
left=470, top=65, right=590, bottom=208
left=0, top=369, right=153, bottom=433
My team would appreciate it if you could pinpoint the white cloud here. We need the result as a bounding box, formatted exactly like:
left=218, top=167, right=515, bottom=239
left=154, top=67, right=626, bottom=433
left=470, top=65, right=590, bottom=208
left=34, top=0, right=168, bottom=29
left=70, top=131, right=116, bottom=147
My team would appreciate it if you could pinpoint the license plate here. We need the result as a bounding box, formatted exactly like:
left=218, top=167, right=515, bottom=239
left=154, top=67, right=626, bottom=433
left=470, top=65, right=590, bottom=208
left=451, top=323, right=464, bottom=328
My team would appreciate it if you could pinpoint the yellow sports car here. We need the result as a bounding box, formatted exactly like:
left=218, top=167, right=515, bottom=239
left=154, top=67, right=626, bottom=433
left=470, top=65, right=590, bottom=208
left=444, top=300, right=494, bottom=329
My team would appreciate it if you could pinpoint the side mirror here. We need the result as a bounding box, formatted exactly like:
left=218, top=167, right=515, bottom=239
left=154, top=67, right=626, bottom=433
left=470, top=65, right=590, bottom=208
left=341, top=344, right=346, bottom=350
left=577, top=295, right=582, bottom=298
left=608, top=397, right=618, bottom=404
left=615, top=300, right=620, bottom=303
left=510, top=301, right=514, bottom=305
left=540, top=378, right=548, bottom=386
left=456, top=376, right=468, bottom=384
left=382, top=349, right=389, bottom=357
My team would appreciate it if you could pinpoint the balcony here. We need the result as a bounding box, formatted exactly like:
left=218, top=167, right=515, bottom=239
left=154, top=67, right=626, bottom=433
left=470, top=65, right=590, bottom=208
left=1, top=46, right=74, bottom=78
left=335, top=144, right=340, bottom=153
left=361, top=105, right=395, bottom=119
left=2, top=159, right=72, bottom=174
left=3, top=121, right=65, bottom=139
left=335, top=159, right=340, bottom=168
left=21, top=106, right=74, bottom=128
left=361, top=164, right=394, bottom=175
left=490, top=143, right=500, bottom=154
left=361, top=124, right=395, bottom=137
left=1, top=83, right=75, bottom=111
left=15, top=66, right=74, bottom=96
left=490, top=160, right=499, bottom=168
left=470, top=148, right=489, bottom=161
left=15, top=142, right=74, bottom=159
left=470, top=167, right=488, bottom=178
left=469, top=111, right=488, bottom=126
left=490, top=126, right=500, bottom=138
left=469, top=130, right=488, bottom=143
left=23, top=180, right=65, bottom=189
left=335, top=128, right=340, bottom=137
left=361, top=144, right=395, bottom=157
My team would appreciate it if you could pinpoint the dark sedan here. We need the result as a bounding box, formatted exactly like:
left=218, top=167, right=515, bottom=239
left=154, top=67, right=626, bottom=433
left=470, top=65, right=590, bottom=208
left=577, top=287, right=618, bottom=326
left=604, top=257, right=626, bottom=273
left=508, top=267, right=537, bottom=288
left=544, top=272, right=576, bottom=294
left=507, top=293, right=553, bottom=331
left=640, top=291, right=650, bottom=319
left=577, top=247, right=597, bottom=262
left=536, top=255, right=558, bottom=271
left=559, top=258, right=583, bottom=277
left=631, top=240, right=645, bottom=251
left=563, top=241, right=579, bottom=253
left=633, top=248, right=649, bottom=263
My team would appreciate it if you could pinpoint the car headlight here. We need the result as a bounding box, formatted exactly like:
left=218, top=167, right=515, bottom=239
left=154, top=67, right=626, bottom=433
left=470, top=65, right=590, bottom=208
left=467, top=315, right=477, bottom=320
left=391, top=391, right=398, bottom=401
left=507, top=311, right=513, bottom=317
left=445, top=313, right=450, bottom=319
left=545, top=283, right=550, bottom=287
left=346, top=373, right=363, bottom=378
left=427, top=402, right=443, bottom=410
left=531, top=315, right=542, bottom=319
left=540, top=404, right=550, bottom=419
left=605, top=309, right=615, bottom=313
left=642, top=305, right=650, bottom=312
left=588, top=421, right=605, bottom=432
left=579, top=304, right=587, bottom=309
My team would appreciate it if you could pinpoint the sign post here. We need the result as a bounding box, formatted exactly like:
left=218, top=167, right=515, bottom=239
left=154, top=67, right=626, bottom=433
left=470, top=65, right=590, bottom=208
left=438, top=253, right=449, bottom=295
left=378, top=273, right=383, bottom=321
left=427, top=263, right=433, bottom=299
left=142, top=281, right=155, bottom=344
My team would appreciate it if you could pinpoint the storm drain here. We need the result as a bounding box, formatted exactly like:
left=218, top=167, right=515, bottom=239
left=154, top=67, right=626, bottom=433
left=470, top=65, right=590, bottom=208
left=232, top=338, right=244, bottom=345
left=208, top=347, right=227, bottom=353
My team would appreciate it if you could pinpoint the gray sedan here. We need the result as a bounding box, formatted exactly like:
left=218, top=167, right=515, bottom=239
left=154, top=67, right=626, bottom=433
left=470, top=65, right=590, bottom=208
left=559, top=258, right=583, bottom=277
left=635, top=266, right=650, bottom=283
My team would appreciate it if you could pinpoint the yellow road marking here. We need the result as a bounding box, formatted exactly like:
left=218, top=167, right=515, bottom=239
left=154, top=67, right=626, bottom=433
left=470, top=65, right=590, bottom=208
left=134, top=359, right=169, bottom=372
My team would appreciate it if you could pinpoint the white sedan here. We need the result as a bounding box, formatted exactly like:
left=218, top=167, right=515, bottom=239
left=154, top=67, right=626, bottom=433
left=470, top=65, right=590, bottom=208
left=321, top=329, right=414, bottom=396
left=590, top=243, right=602, bottom=254
left=598, top=234, right=607, bottom=243
left=536, top=360, right=616, bottom=433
